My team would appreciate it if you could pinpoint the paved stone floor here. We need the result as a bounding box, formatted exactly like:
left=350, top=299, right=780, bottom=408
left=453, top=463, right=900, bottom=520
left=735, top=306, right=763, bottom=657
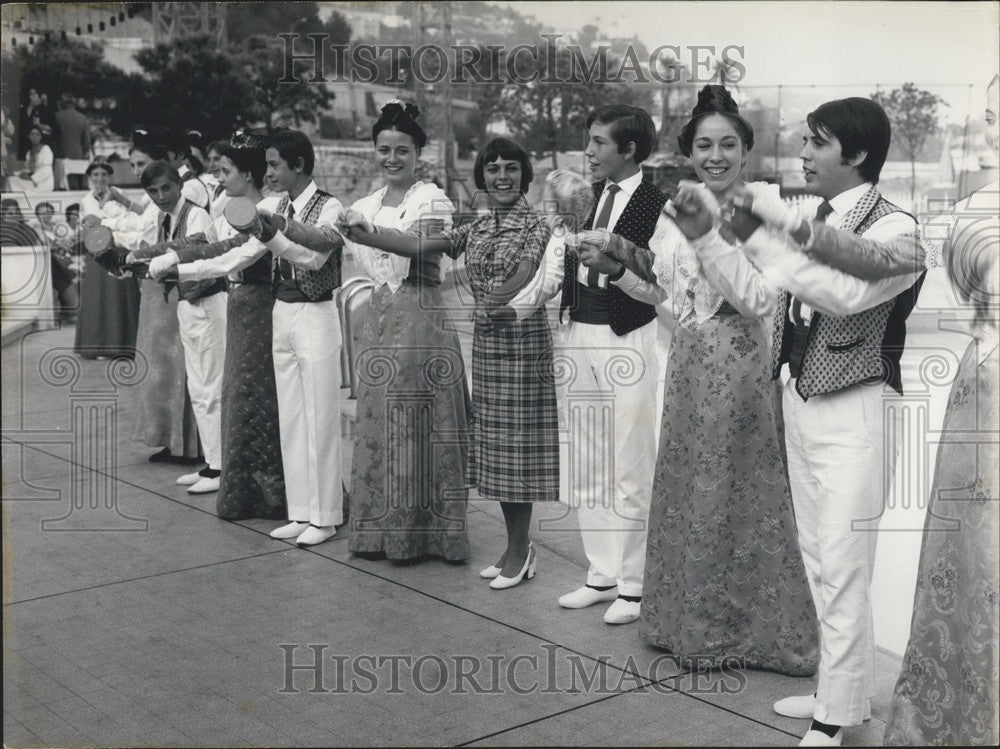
left=4, top=268, right=967, bottom=747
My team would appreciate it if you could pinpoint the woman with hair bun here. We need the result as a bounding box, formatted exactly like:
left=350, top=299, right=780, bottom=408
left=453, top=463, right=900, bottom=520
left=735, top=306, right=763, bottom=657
left=594, top=84, right=819, bottom=674
left=340, top=100, right=472, bottom=563
left=140, top=130, right=288, bottom=519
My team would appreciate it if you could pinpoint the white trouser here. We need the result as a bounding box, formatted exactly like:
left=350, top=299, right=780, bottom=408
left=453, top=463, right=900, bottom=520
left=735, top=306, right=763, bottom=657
left=272, top=298, right=343, bottom=527
left=559, top=319, right=658, bottom=597
left=782, top=374, right=892, bottom=726
left=176, top=293, right=227, bottom=469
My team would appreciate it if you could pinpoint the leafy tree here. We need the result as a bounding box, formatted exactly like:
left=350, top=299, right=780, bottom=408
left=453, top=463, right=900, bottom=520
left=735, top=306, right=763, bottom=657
left=242, top=37, right=334, bottom=128
left=871, top=83, right=947, bottom=208
left=2, top=37, right=127, bottom=107
left=226, top=2, right=325, bottom=43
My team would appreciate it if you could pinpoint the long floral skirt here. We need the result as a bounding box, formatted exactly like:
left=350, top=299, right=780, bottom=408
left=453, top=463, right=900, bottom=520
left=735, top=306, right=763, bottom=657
left=349, top=283, right=471, bottom=561
left=640, top=314, right=819, bottom=676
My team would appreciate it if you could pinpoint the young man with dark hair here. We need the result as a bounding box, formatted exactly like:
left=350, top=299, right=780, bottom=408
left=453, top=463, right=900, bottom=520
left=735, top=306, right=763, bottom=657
left=723, top=96, right=925, bottom=747
left=254, top=128, right=346, bottom=547
left=138, top=160, right=226, bottom=495
left=506, top=104, right=666, bottom=625
left=160, top=128, right=211, bottom=212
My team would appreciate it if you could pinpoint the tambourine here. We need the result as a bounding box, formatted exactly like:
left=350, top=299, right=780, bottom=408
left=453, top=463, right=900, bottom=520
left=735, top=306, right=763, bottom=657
left=542, top=169, right=594, bottom=234
left=83, top=225, right=147, bottom=277
left=224, top=197, right=262, bottom=235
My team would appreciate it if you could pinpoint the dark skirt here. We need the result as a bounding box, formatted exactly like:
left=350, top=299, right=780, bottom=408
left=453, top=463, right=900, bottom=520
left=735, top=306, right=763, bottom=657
left=131, top=278, right=200, bottom=458
left=215, top=284, right=287, bottom=520
left=469, top=307, right=559, bottom=503
left=640, top=315, right=819, bottom=676
left=74, top=255, right=140, bottom=358
left=349, top=282, right=471, bottom=561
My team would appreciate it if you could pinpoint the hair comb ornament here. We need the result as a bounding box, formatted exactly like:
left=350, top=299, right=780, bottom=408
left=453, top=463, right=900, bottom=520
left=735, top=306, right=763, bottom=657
left=230, top=128, right=270, bottom=150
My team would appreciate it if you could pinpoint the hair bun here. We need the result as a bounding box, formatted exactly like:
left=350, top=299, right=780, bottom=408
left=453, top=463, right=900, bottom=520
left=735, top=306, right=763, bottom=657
left=692, top=85, right=739, bottom=116
left=379, top=100, right=421, bottom=121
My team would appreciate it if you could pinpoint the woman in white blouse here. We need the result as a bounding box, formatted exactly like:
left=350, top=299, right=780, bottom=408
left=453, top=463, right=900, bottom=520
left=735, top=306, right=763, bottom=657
left=342, top=101, right=471, bottom=564
left=8, top=126, right=53, bottom=192
left=594, top=85, right=819, bottom=676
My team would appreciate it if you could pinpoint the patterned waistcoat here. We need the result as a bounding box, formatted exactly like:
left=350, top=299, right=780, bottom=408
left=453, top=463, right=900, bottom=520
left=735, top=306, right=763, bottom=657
left=771, top=186, right=925, bottom=400
left=275, top=190, right=342, bottom=301
left=559, top=177, right=666, bottom=336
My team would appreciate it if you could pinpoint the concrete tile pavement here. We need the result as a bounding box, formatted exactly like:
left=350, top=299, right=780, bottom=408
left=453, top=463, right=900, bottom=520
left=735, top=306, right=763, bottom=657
left=3, top=323, right=913, bottom=747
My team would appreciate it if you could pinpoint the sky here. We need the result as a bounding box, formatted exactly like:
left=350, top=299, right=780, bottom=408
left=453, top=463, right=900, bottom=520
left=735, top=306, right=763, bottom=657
left=507, top=1, right=998, bottom=119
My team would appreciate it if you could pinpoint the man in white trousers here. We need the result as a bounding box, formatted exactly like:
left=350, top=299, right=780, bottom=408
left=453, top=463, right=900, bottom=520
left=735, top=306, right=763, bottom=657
left=731, top=98, right=924, bottom=747
left=141, top=161, right=226, bottom=495
left=258, top=129, right=345, bottom=547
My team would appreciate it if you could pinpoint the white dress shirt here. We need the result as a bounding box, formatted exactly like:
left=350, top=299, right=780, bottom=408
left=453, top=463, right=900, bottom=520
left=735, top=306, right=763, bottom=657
left=262, top=180, right=344, bottom=270
left=159, top=198, right=212, bottom=241
left=580, top=169, right=645, bottom=288
left=770, top=182, right=920, bottom=320
left=177, top=200, right=270, bottom=282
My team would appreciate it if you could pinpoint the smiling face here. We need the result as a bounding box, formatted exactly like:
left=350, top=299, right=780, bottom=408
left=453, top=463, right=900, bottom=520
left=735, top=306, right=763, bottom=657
left=800, top=125, right=865, bottom=200
left=218, top=155, right=250, bottom=198
left=89, top=168, right=111, bottom=195
left=691, top=114, right=746, bottom=199
left=265, top=147, right=301, bottom=194
left=483, top=156, right=523, bottom=208
left=207, top=147, right=224, bottom=179
left=584, top=122, right=634, bottom=183
left=144, top=174, right=182, bottom=213
left=375, top=128, right=418, bottom=189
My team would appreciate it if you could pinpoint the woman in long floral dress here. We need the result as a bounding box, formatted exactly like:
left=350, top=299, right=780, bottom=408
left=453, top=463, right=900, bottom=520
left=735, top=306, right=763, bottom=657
left=599, top=85, right=818, bottom=675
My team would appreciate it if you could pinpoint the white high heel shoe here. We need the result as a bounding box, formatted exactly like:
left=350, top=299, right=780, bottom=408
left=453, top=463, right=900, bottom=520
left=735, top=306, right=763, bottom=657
left=479, top=564, right=502, bottom=579
left=489, top=544, right=536, bottom=590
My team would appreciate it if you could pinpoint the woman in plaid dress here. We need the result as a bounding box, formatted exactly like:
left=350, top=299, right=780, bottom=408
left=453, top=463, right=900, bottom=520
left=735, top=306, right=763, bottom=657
left=338, top=137, right=559, bottom=589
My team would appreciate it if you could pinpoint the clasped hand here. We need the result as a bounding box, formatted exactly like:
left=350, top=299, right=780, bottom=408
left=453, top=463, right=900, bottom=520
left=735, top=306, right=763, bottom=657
left=334, top=208, right=374, bottom=240
left=567, top=229, right=620, bottom=275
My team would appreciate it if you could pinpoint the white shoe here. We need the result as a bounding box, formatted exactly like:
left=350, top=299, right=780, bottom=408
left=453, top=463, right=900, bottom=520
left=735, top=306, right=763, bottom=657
left=774, top=694, right=816, bottom=719
left=558, top=585, right=618, bottom=609
left=775, top=694, right=870, bottom=722
left=479, top=564, right=502, bottom=579
left=490, top=545, right=535, bottom=590
left=603, top=597, right=641, bottom=625
left=798, top=728, right=842, bottom=747
left=296, top=525, right=337, bottom=546
left=270, top=521, right=310, bottom=539
left=187, top=476, right=220, bottom=494
left=176, top=470, right=203, bottom=486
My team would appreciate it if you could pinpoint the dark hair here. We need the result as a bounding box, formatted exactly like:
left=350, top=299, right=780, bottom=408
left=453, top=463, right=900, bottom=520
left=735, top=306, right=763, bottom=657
left=28, top=125, right=46, bottom=143
left=35, top=202, right=55, bottom=216
left=678, top=85, right=754, bottom=157
left=206, top=140, right=229, bottom=158
left=85, top=157, right=113, bottom=177
left=372, top=101, right=427, bottom=150
left=473, top=137, right=534, bottom=193
left=806, top=97, right=890, bottom=184
left=267, top=128, right=315, bottom=176
left=586, top=105, right=657, bottom=163
left=65, top=203, right=80, bottom=217
left=140, top=160, right=182, bottom=188
left=221, top=145, right=266, bottom=189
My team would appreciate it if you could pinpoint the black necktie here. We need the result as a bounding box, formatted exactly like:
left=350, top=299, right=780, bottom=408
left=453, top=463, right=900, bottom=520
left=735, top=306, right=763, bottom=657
left=278, top=204, right=295, bottom=280
left=790, top=200, right=835, bottom=324
left=161, top=213, right=172, bottom=242
left=588, top=183, right=620, bottom=288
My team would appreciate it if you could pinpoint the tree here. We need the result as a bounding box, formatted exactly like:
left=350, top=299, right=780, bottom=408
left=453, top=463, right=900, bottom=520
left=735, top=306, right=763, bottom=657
left=242, top=37, right=334, bottom=128
left=871, top=83, right=947, bottom=209
left=2, top=37, right=127, bottom=107
left=226, top=2, right=325, bottom=43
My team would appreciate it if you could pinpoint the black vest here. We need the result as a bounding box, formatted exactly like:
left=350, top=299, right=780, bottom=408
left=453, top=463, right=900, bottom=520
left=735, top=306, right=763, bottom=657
left=559, top=177, right=666, bottom=336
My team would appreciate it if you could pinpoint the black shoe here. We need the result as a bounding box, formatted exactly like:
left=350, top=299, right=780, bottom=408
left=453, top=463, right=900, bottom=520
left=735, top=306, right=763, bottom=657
left=149, top=448, right=173, bottom=463
left=173, top=454, right=206, bottom=466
